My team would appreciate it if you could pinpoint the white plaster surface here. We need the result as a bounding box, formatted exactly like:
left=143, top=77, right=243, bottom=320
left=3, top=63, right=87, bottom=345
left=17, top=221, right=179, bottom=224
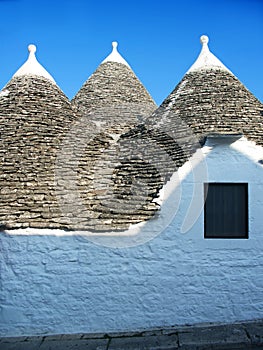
left=13, top=44, right=56, bottom=83
left=102, top=41, right=131, bottom=67
left=187, top=35, right=231, bottom=74
left=0, top=137, right=263, bottom=336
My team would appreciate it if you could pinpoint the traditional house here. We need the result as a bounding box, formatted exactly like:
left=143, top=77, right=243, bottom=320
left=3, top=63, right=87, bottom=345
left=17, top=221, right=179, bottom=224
left=0, top=36, right=262, bottom=337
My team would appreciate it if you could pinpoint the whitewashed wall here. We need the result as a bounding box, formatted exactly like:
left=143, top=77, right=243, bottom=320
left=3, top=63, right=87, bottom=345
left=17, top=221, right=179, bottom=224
left=1, top=137, right=263, bottom=337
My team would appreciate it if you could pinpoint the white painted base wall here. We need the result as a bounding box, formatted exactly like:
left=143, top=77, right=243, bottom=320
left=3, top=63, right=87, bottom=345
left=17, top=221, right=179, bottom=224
left=1, top=137, right=263, bottom=336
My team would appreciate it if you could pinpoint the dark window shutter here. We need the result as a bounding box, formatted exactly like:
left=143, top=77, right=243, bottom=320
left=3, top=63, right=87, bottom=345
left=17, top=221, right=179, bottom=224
left=204, top=183, right=248, bottom=238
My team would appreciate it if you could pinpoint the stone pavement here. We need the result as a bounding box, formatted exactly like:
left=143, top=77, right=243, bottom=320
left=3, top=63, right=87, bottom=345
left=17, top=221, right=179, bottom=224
left=0, top=319, right=263, bottom=350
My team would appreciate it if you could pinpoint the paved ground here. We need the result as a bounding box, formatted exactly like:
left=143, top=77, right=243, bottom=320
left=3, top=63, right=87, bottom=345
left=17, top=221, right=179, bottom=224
left=0, top=319, right=263, bottom=349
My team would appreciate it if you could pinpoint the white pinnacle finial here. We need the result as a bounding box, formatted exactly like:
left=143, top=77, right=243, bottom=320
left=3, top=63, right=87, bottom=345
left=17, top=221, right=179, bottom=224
left=101, top=41, right=130, bottom=68
left=200, top=35, right=209, bottom=45
left=28, top=44, right=37, bottom=54
left=186, top=34, right=230, bottom=73
left=13, top=44, right=56, bottom=83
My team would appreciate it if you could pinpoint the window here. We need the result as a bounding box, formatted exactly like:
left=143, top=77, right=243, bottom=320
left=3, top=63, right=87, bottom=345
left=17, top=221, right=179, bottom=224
left=204, top=183, right=248, bottom=239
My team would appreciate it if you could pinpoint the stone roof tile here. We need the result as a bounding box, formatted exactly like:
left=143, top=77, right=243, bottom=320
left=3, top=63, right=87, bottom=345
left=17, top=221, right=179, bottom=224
left=71, top=41, right=157, bottom=131
left=66, top=42, right=158, bottom=230
left=0, top=71, right=77, bottom=230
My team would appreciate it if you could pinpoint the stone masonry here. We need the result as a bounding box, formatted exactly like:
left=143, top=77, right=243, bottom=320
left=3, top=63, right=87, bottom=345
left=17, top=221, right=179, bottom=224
left=0, top=319, right=263, bottom=349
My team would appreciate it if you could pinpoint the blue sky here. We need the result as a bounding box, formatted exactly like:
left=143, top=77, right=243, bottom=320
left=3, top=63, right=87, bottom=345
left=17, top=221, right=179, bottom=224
left=0, top=0, right=262, bottom=105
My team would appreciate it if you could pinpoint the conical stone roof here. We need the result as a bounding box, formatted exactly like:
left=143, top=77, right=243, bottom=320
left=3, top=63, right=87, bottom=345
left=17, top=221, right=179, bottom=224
left=71, top=41, right=157, bottom=133
left=63, top=42, right=158, bottom=231
left=124, top=35, right=263, bottom=176
left=147, top=35, right=263, bottom=149
left=0, top=45, right=77, bottom=229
